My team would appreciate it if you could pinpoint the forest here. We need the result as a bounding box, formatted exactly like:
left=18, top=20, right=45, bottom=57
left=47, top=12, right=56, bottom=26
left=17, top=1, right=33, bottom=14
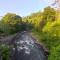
left=0, top=6, right=60, bottom=60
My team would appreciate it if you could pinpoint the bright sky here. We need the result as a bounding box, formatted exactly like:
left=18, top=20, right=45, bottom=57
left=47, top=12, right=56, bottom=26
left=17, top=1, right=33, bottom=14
left=0, top=0, right=54, bottom=17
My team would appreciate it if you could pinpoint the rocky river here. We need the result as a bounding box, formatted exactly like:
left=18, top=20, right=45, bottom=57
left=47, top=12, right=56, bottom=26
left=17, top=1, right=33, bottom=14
left=11, top=31, right=48, bottom=60
left=0, top=31, right=48, bottom=60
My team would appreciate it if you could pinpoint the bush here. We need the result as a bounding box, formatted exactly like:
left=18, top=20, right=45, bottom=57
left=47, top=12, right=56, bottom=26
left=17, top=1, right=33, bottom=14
left=41, top=32, right=60, bottom=49
left=0, top=44, right=11, bottom=60
left=48, top=45, right=60, bottom=60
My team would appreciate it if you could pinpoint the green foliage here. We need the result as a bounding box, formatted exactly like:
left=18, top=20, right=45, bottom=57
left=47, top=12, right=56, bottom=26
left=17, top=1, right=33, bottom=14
left=0, top=13, right=22, bottom=34
left=43, top=6, right=56, bottom=21
left=48, top=45, right=60, bottom=60
left=0, top=44, right=11, bottom=60
left=30, top=6, right=60, bottom=60
left=23, top=6, right=56, bottom=32
left=0, top=13, right=34, bottom=34
left=41, top=33, right=60, bottom=49
left=32, top=28, right=60, bottom=60
left=23, top=12, right=42, bottom=30
left=21, top=21, right=34, bottom=31
left=40, top=6, right=56, bottom=30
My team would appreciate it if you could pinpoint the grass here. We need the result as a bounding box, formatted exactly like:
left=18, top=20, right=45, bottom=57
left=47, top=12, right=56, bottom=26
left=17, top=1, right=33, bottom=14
left=32, top=29, right=60, bottom=60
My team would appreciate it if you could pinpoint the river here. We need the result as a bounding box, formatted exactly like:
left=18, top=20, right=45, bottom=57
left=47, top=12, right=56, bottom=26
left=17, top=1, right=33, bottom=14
left=11, top=31, right=47, bottom=60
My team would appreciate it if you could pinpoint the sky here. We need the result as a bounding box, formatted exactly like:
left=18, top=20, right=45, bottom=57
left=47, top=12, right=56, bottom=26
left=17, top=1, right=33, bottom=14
left=0, top=0, right=54, bottom=17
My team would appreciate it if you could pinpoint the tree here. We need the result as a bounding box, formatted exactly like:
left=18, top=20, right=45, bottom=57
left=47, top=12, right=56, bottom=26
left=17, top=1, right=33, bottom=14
left=39, top=6, right=56, bottom=30
left=0, top=13, right=22, bottom=34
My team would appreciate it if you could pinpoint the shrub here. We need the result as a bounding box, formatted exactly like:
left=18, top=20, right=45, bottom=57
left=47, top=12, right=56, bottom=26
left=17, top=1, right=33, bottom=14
left=0, top=44, right=11, bottom=60
left=48, top=45, right=60, bottom=60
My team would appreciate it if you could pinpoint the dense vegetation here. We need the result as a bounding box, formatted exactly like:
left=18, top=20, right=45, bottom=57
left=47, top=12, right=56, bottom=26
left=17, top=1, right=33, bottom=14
left=0, top=6, right=60, bottom=60
left=0, top=13, right=22, bottom=34
left=0, top=13, right=33, bottom=34
left=0, top=44, right=11, bottom=60
left=23, top=6, right=60, bottom=60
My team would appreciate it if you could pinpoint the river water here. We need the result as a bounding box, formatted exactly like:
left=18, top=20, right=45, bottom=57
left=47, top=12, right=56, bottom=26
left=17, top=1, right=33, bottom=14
left=12, top=31, right=47, bottom=60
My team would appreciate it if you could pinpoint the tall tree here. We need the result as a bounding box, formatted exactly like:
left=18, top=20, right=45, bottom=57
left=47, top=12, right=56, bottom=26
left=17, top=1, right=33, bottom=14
left=0, top=13, right=22, bottom=34
left=39, top=6, right=56, bottom=30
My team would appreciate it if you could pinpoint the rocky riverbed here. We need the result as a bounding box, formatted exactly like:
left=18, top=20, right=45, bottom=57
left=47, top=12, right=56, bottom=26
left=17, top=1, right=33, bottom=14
left=0, top=31, right=48, bottom=60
